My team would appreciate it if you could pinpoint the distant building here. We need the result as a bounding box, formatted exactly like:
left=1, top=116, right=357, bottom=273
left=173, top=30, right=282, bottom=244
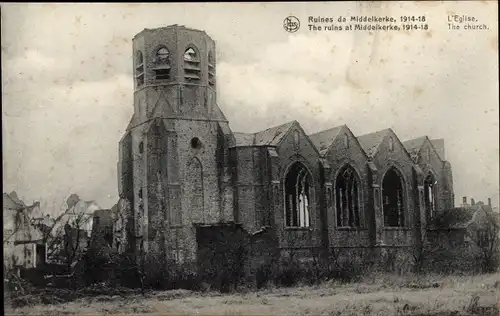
left=55, top=199, right=100, bottom=238
left=3, top=192, right=46, bottom=270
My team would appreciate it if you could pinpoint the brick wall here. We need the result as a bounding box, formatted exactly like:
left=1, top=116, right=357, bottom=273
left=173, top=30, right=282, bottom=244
left=273, top=124, right=323, bottom=250
left=369, top=131, right=419, bottom=247
left=120, top=27, right=459, bottom=271
left=323, top=126, right=373, bottom=248
left=416, top=138, right=449, bottom=215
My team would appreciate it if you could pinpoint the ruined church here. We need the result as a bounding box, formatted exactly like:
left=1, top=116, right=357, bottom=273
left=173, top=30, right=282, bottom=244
left=117, top=25, right=455, bottom=264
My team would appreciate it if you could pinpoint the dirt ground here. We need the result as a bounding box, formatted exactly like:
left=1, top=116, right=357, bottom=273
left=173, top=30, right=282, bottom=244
left=5, top=272, right=500, bottom=316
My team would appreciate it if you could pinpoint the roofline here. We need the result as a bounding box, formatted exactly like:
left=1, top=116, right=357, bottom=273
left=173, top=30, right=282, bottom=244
left=426, top=136, right=446, bottom=163
left=388, top=128, right=416, bottom=164
left=229, top=144, right=277, bottom=149
left=308, top=124, right=347, bottom=138
left=274, top=120, right=299, bottom=147
left=356, top=128, right=391, bottom=158
left=281, top=121, right=322, bottom=157
left=132, top=25, right=212, bottom=41
left=127, top=116, right=229, bottom=131
left=402, top=135, right=445, bottom=163
left=308, top=124, right=346, bottom=158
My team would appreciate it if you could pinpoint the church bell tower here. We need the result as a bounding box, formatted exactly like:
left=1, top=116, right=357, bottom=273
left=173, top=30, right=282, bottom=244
left=118, top=25, right=234, bottom=263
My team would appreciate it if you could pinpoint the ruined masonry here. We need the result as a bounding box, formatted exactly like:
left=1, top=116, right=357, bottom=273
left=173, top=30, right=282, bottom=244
left=117, top=25, right=455, bottom=264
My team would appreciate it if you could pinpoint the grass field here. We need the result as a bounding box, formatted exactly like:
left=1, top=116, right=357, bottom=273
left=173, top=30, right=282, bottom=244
left=5, top=272, right=500, bottom=316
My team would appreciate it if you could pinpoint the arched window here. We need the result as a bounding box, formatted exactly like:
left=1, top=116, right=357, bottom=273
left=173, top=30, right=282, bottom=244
left=208, top=51, right=215, bottom=87
left=208, top=51, right=215, bottom=65
left=382, top=167, right=405, bottom=227
left=183, top=46, right=201, bottom=82
left=186, top=158, right=204, bottom=224
left=156, top=47, right=169, bottom=63
left=136, top=51, right=144, bottom=65
left=424, top=173, right=437, bottom=222
left=293, top=130, right=300, bottom=149
left=284, top=162, right=312, bottom=228
left=146, top=122, right=165, bottom=240
left=388, top=136, right=394, bottom=152
left=184, top=48, right=197, bottom=61
left=335, top=165, right=361, bottom=227
left=343, top=134, right=349, bottom=148
left=135, top=50, right=144, bottom=87
left=153, top=47, right=171, bottom=80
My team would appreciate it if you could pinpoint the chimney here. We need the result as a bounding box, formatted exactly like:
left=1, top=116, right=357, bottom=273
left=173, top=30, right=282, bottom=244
left=488, top=198, right=492, bottom=208
left=471, top=198, right=475, bottom=206
left=463, top=196, right=467, bottom=205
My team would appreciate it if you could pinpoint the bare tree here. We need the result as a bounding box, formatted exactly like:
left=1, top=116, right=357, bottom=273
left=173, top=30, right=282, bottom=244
left=61, top=211, right=90, bottom=270
left=30, top=195, right=92, bottom=269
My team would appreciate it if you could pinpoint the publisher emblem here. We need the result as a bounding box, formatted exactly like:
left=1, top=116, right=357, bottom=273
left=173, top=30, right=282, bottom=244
left=283, top=16, right=300, bottom=33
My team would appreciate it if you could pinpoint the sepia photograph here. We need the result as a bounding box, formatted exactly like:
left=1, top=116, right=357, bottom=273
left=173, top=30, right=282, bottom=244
left=2, top=2, right=499, bottom=315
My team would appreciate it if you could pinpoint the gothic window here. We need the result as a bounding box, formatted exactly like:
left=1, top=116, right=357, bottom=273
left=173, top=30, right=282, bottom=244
left=382, top=167, right=405, bottom=227
left=426, top=147, right=431, bottom=162
left=146, top=122, right=165, bottom=240
left=388, top=136, right=394, bottom=152
left=293, top=130, right=300, bottom=149
left=344, top=133, right=349, bottom=148
left=156, top=47, right=169, bottom=63
left=183, top=46, right=201, bottom=82
left=335, top=165, right=361, bottom=227
left=135, top=51, right=144, bottom=87
left=184, top=48, right=197, bottom=61
left=208, top=51, right=215, bottom=87
left=424, top=173, right=437, bottom=222
left=136, top=50, right=143, bottom=65
left=284, top=162, right=312, bottom=228
left=139, top=141, right=144, bottom=154
left=153, top=47, right=171, bottom=80
left=186, top=158, right=204, bottom=223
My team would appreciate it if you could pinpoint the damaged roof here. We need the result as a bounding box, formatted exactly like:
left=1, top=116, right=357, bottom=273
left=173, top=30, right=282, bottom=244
left=233, top=132, right=255, bottom=147
left=3, top=192, right=26, bottom=210
left=254, top=120, right=297, bottom=146
left=233, top=121, right=297, bottom=147
left=309, top=125, right=345, bottom=156
left=357, top=129, right=391, bottom=158
left=402, top=136, right=427, bottom=161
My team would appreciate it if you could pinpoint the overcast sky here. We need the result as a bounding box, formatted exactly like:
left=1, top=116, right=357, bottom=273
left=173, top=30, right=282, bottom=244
left=2, top=2, right=498, bottom=214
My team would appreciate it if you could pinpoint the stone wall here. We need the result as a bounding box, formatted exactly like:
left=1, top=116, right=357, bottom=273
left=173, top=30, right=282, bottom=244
left=323, top=126, right=373, bottom=248
left=369, top=131, right=419, bottom=247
